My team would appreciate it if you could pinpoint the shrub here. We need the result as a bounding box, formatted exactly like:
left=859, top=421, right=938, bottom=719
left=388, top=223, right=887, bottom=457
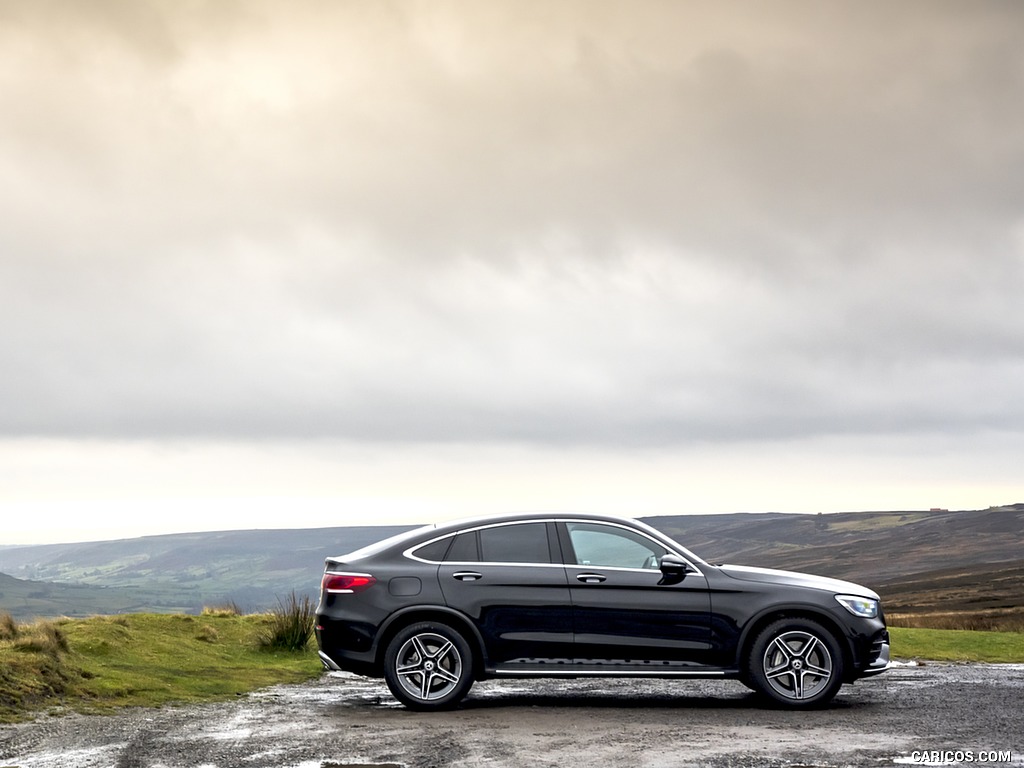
left=259, top=592, right=315, bottom=652
left=0, top=613, right=17, bottom=642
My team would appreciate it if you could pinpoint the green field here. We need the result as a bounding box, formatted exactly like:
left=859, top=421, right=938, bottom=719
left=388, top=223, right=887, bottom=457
left=889, top=626, right=1024, bottom=663
left=0, top=613, right=321, bottom=723
left=2, top=614, right=1022, bottom=723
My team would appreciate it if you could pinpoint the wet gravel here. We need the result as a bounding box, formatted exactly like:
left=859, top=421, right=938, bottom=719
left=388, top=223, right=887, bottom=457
left=1, top=663, right=1022, bottom=767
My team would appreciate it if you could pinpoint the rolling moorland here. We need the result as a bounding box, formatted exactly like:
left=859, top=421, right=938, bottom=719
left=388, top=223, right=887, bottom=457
left=0, top=526, right=411, bottom=619
left=0, top=505, right=1021, bottom=627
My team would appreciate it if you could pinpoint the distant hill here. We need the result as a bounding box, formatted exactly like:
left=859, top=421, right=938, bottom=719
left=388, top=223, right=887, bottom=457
left=0, top=570, right=161, bottom=618
left=0, top=526, right=412, bottom=620
left=1, top=506, right=1021, bottom=621
left=647, top=504, right=1024, bottom=617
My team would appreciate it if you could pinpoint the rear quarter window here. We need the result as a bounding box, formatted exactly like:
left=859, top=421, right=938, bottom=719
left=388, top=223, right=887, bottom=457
left=412, top=536, right=453, bottom=562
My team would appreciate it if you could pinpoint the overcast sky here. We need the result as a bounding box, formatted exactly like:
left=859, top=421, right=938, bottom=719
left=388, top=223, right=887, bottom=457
left=2, top=1, right=1023, bottom=545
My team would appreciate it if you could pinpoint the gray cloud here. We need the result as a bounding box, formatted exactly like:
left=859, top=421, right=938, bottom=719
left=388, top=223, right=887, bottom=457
left=2, top=0, right=1023, bottom=448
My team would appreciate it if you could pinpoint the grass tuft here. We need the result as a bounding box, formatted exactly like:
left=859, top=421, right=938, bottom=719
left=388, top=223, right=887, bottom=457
left=259, top=592, right=315, bottom=652
left=0, top=618, right=80, bottom=719
left=195, top=624, right=220, bottom=643
left=13, top=621, right=69, bottom=657
left=201, top=601, right=243, bottom=617
left=0, top=612, right=18, bottom=641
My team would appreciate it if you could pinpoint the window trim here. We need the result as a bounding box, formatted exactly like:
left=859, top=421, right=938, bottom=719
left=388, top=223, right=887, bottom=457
left=404, top=519, right=559, bottom=567
left=556, top=519, right=705, bottom=578
left=404, top=517, right=704, bottom=577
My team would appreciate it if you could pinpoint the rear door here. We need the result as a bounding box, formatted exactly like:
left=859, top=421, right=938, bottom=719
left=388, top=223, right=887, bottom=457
left=438, top=521, right=573, bottom=666
left=560, top=521, right=713, bottom=666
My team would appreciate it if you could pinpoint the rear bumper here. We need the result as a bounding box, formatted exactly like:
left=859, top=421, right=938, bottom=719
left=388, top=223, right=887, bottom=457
left=318, top=651, right=343, bottom=671
left=316, top=620, right=380, bottom=677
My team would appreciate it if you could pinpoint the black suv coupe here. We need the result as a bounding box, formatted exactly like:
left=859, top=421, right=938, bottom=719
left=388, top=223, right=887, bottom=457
left=315, top=513, right=889, bottom=710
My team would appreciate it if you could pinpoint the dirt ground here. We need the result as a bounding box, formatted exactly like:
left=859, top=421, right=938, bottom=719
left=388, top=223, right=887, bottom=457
left=1, top=662, right=1022, bottom=767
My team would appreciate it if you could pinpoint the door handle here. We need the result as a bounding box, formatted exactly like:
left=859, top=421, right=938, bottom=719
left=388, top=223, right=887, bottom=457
left=453, top=571, right=483, bottom=582
left=576, top=573, right=606, bottom=584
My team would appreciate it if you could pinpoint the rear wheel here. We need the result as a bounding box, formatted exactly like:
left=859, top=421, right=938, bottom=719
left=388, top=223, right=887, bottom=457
left=383, top=622, right=474, bottom=710
left=747, top=618, right=844, bottom=708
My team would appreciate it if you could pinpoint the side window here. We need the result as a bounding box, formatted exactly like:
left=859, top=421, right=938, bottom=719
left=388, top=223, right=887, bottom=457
left=478, top=523, right=551, bottom=564
left=446, top=531, right=479, bottom=562
left=566, top=523, right=666, bottom=570
left=413, top=536, right=453, bottom=562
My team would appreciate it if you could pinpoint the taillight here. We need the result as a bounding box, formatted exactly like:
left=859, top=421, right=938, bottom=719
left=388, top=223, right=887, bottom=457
left=322, top=572, right=376, bottom=594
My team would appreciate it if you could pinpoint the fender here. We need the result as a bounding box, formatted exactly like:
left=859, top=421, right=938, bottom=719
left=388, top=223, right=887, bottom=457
left=372, top=604, right=489, bottom=666
left=731, top=601, right=854, bottom=668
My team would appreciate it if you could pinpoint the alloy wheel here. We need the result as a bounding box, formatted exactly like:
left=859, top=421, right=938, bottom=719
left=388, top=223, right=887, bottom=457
left=761, top=630, right=834, bottom=701
left=393, top=631, right=465, bottom=702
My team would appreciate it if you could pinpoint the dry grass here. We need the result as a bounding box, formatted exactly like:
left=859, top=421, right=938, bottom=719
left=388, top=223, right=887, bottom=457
left=888, top=608, right=1024, bottom=632
left=201, top=602, right=243, bottom=617
left=195, top=624, right=220, bottom=643
left=0, top=612, right=18, bottom=641
left=0, top=616, right=78, bottom=719
left=11, top=620, right=70, bottom=657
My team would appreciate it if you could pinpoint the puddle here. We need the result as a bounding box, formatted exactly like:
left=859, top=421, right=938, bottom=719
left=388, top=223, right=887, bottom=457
left=2, top=743, right=122, bottom=768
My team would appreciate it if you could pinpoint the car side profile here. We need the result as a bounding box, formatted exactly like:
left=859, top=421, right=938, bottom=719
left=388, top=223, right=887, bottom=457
left=315, top=513, right=889, bottom=710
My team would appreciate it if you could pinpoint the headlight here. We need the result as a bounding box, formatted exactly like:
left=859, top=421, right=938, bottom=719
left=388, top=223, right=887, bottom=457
left=835, top=594, right=879, bottom=618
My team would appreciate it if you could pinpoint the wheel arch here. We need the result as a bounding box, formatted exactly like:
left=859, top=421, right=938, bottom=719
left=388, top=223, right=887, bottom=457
left=736, top=606, right=853, bottom=679
left=373, top=606, right=488, bottom=678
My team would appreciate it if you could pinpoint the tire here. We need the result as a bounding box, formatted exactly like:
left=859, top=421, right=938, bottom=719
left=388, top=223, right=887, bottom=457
left=747, top=618, right=844, bottom=708
left=383, top=621, right=474, bottom=710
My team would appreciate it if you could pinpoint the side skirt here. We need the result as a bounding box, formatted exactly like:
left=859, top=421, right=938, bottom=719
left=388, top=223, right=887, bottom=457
left=486, top=658, right=739, bottom=679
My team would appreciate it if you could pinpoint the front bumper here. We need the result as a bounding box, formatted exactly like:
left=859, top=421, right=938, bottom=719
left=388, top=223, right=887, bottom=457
left=861, top=638, right=891, bottom=676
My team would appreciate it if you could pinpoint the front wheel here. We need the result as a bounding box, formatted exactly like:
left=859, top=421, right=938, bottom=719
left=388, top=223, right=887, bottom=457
left=383, top=622, right=474, bottom=710
left=747, top=618, right=844, bottom=708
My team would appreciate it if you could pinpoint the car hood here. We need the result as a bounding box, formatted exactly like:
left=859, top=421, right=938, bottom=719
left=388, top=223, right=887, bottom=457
left=717, top=564, right=879, bottom=600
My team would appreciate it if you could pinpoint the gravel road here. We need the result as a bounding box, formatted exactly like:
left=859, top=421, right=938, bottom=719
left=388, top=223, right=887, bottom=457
left=1, top=663, right=1022, bottom=768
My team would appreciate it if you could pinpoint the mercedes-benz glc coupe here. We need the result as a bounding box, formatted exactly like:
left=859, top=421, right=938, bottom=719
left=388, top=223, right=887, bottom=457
left=315, top=513, right=889, bottom=710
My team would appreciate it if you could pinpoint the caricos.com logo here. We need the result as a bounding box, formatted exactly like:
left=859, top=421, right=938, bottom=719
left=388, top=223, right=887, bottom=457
left=904, top=750, right=1015, bottom=765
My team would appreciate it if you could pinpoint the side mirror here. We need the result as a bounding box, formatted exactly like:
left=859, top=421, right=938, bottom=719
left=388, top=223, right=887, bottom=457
left=658, top=554, right=691, bottom=585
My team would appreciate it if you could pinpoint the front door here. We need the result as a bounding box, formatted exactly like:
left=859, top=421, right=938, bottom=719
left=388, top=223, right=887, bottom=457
left=560, top=521, right=713, bottom=667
